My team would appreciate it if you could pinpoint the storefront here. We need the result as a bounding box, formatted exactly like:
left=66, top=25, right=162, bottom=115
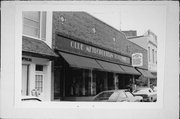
left=54, top=34, right=141, bottom=101
left=22, top=36, right=58, bottom=101
left=136, top=68, right=156, bottom=87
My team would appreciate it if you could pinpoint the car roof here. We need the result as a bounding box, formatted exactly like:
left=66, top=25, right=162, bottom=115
left=136, top=87, right=151, bottom=90
left=99, top=89, right=129, bottom=93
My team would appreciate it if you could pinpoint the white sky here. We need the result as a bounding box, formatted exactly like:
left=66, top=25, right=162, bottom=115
left=88, top=5, right=166, bottom=40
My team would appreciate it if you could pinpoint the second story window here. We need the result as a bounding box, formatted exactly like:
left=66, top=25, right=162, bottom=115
left=155, top=51, right=157, bottom=64
left=152, top=49, right=154, bottom=63
left=23, top=11, right=46, bottom=40
left=148, top=46, right=150, bottom=62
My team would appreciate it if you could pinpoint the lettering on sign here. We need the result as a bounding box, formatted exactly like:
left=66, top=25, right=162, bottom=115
left=132, top=53, right=143, bottom=67
left=70, top=41, right=130, bottom=64
left=22, top=57, right=32, bottom=62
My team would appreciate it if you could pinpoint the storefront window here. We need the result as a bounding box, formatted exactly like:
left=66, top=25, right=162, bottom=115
left=64, top=68, right=109, bottom=97
left=93, top=71, right=106, bottom=94
left=84, top=69, right=92, bottom=96
left=107, top=73, right=114, bottom=90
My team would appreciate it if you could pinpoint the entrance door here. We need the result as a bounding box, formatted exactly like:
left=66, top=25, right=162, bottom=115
left=22, top=64, right=29, bottom=96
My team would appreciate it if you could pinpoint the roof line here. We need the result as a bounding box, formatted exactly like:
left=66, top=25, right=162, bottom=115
left=127, top=35, right=144, bottom=39
left=85, top=12, right=127, bottom=39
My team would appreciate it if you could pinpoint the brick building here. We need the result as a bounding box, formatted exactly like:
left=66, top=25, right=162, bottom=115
left=123, top=30, right=157, bottom=86
left=52, top=12, right=151, bottom=101
left=21, top=11, right=153, bottom=101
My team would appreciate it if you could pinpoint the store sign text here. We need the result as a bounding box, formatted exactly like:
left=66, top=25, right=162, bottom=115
left=70, top=41, right=130, bottom=64
left=22, top=57, right=32, bottom=62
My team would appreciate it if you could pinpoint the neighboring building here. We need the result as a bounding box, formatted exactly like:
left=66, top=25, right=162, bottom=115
left=127, top=30, right=157, bottom=86
left=22, top=11, right=153, bottom=101
left=52, top=12, right=152, bottom=101
left=22, top=11, right=58, bottom=101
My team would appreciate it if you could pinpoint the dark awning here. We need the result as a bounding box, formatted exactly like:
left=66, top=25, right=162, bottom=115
left=96, top=60, right=125, bottom=73
left=136, top=68, right=156, bottom=78
left=22, top=36, right=58, bottom=59
left=59, top=52, right=103, bottom=70
left=120, top=65, right=141, bottom=75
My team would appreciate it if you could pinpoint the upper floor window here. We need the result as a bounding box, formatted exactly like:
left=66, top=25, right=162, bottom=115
left=148, top=46, right=150, bottom=62
left=152, top=49, right=154, bottom=63
left=155, top=51, right=157, bottom=64
left=22, top=11, right=46, bottom=40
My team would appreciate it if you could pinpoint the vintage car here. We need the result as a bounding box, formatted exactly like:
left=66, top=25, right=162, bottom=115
left=93, top=90, right=143, bottom=102
left=132, top=88, right=157, bottom=102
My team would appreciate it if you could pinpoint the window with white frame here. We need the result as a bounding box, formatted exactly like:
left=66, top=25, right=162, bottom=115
left=155, top=51, right=157, bottom=64
left=22, top=11, right=46, bottom=40
left=152, top=49, right=154, bottom=63
left=35, top=65, right=44, bottom=93
left=148, top=46, right=150, bottom=62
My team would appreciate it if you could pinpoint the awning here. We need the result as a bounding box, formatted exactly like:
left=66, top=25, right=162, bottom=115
left=136, top=68, right=156, bottom=79
left=120, top=65, right=141, bottom=75
left=96, top=60, right=125, bottom=73
left=22, top=36, right=58, bottom=59
left=59, top=52, right=103, bottom=70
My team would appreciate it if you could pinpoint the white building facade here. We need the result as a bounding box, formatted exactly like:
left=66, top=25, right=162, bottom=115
left=22, top=11, right=57, bottom=101
left=127, top=30, right=157, bottom=85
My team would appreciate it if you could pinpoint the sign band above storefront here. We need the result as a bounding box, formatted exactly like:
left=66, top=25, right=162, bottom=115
left=55, top=35, right=131, bottom=65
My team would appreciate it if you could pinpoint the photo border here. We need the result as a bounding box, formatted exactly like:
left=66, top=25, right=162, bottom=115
left=1, top=1, right=179, bottom=119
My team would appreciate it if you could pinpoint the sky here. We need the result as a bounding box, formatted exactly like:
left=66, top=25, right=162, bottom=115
left=88, top=5, right=166, bottom=40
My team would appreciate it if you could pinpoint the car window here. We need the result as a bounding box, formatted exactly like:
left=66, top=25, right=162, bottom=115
left=108, top=92, right=119, bottom=102
left=94, top=92, right=114, bottom=101
left=134, top=88, right=150, bottom=93
left=125, top=92, right=134, bottom=98
left=118, top=91, right=127, bottom=98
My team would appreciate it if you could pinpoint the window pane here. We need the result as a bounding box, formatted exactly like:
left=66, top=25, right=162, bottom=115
left=148, top=47, right=150, bottom=62
left=35, top=74, right=43, bottom=93
left=23, top=11, right=40, bottom=22
left=119, top=92, right=126, bottom=98
left=36, top=65, right=43, bottom=71
left=125, top=92, right=133, bottom=98
left=23, top=25, right=40, bottom=38
left=41, top=12, right=46, bottom=40
left=23, top=11, right=40, bottom=38
left=152, top=49, right=154, bottom=63
left=23, top=18, right=40, bottom=28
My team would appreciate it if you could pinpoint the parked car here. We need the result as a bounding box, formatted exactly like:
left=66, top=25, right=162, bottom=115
left=153, top=86, right=157, bottom=92
left=93, top=90, right=143, bottom=102
left=132, top=87, right=157, bottom=102
left=21, top=96, right=42, bottom=102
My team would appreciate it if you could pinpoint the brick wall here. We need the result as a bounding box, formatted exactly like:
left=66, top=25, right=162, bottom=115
left=52, top=12, right=148, bottom=69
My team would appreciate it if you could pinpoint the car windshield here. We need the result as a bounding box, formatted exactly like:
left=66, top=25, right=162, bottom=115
left=94, top=92, right=114, bottom=101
